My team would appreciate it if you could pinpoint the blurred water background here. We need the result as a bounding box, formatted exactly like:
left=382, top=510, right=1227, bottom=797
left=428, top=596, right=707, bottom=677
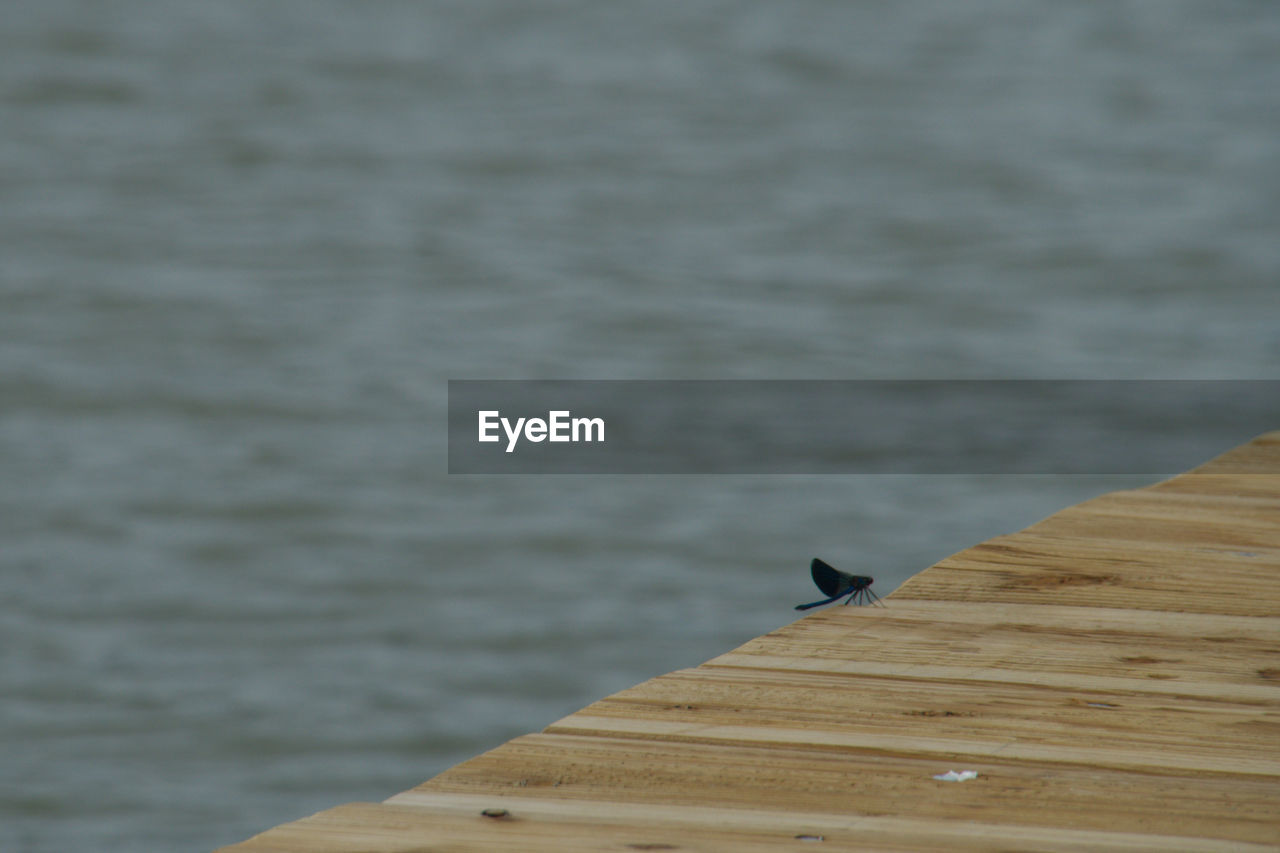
left=2, top=2, right=1278, bottom=850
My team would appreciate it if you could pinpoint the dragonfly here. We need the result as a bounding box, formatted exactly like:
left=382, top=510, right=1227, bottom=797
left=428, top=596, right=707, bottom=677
left=795, top=558, right=884, bottom=610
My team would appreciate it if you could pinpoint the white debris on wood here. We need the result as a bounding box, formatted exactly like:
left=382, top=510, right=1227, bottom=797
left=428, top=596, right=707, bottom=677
left=932, top=769, right=979, bottom=782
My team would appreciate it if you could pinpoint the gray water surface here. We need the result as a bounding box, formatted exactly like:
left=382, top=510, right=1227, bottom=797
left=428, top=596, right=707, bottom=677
left=2, top=3, right=1278, bottom=851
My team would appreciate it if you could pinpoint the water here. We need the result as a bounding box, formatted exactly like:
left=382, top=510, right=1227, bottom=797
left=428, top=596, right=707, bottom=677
left=2, top=2, right=1278, bottom=850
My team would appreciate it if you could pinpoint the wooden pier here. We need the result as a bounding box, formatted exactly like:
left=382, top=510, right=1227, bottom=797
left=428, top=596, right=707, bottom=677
left=221, top=431, right=1280, bottom=851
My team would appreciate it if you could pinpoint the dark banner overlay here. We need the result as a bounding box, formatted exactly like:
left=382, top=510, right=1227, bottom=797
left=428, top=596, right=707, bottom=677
left=448, top=380, right=1279, bottom=474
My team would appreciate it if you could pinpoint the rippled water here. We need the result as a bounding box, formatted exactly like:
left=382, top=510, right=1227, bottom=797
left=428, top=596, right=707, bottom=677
left=2, top=3, right=1278, bottom=850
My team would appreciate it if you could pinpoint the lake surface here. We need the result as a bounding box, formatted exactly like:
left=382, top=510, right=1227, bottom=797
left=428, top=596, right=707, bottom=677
left=2, top=2, right=1277, bottom=850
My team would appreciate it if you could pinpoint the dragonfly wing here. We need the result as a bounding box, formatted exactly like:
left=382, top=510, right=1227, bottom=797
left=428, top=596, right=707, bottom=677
left=811, top=558, right=852, bottom=597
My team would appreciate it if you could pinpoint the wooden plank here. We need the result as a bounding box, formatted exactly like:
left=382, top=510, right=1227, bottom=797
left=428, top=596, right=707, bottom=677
left=228, top=795, right=1279, bottom=852
left=1031, top=493, right=1280, bottom=549
left=407, top=737, right=1280, bottom=845
left=712, top=601, right=1280, bottom=701
left=892, top=533, right=1279, bottom=615
left=218, top=431, right=1280, bottom=852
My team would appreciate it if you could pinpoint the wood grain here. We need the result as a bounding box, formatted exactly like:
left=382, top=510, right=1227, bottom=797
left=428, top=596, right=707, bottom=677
left=219, top=431, right=1280, bottom=852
